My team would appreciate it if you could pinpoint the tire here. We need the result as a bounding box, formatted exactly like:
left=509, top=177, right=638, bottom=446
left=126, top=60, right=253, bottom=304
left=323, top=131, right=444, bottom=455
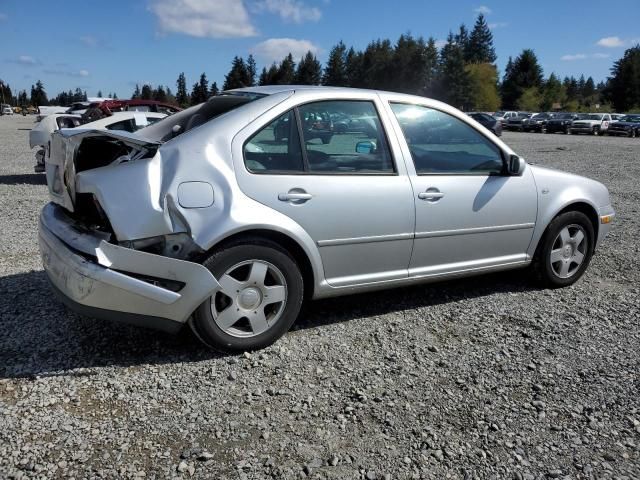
left=533, top=211, right=595, bottom=288
left=566, top=128, right=571, bottom=135
left=631, top=129, right=637, bottom=138
left=592, top=127, right=599, bottom=136
left=191, top=238, right=304, bottom=352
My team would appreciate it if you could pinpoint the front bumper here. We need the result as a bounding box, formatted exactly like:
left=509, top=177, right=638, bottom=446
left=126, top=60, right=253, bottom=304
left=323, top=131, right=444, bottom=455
left=38, top=203, right=219, bottom=333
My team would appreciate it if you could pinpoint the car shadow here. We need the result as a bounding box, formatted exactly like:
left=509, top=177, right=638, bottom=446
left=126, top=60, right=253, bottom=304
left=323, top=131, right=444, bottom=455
left=0, top=174, right=46, bottom=186
left=0, top=269, right=538, bottom=379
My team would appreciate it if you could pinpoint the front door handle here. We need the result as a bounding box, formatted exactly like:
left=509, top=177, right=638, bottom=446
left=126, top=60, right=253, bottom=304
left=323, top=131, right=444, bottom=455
left=418, top=188, right=445, bottom=201
left=278, top=191, right=313, bottom=202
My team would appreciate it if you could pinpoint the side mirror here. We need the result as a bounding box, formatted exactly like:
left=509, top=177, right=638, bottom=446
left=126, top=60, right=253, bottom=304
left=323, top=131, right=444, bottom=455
left=356, top=140, right=376, bottom=154
left=508, top=154, right=526, bottom=176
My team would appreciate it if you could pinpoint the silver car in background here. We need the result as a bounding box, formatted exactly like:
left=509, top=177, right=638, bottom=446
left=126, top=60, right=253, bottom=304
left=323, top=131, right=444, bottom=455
left=38, top=86, right=615, bottom=351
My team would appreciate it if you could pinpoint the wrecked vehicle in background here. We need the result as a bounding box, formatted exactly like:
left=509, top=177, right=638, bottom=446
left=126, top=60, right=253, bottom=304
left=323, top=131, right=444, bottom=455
left=30, top=111, right=166, bottom=172
left=39, top=86, right=614, bottom=352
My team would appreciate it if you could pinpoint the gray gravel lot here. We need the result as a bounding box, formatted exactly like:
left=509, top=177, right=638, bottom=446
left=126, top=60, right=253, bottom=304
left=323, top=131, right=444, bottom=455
left=0, top=114, right=638, bottom=479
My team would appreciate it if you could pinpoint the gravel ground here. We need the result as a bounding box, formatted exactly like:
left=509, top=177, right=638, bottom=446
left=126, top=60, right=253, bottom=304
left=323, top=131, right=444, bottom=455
left=0, top=114, right=638, bottom=479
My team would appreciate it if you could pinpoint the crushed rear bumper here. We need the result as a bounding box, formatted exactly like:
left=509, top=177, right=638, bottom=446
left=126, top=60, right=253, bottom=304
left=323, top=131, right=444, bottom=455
left=38, top=203, right=219, bottom=333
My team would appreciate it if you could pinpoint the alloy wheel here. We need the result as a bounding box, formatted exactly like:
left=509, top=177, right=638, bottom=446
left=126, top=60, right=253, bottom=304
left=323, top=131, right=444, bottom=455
left=549, top=224, right=588, bottom=279
left=211, top=260, right=287, bottom=338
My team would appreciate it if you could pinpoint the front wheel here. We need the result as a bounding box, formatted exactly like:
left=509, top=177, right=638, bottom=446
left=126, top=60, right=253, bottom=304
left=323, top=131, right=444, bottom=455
left=533, top=211, right=594, bottom=288
left=191, top=239, right=304, bottom=352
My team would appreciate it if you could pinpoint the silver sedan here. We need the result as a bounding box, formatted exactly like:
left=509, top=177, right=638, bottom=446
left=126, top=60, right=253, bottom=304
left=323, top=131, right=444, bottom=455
left=39, top=86, right=615, bottom=351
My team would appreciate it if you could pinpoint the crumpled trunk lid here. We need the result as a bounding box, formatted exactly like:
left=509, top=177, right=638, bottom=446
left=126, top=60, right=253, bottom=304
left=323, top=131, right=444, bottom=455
left=46, top=129, right=161, bottom=212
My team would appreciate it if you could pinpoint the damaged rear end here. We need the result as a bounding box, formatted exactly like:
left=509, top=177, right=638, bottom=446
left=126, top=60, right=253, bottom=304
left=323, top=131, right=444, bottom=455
left=39, top=128, right=220, bottom=332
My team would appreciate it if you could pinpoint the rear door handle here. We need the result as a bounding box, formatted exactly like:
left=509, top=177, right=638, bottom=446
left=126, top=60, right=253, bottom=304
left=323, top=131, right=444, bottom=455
left=278, top=192, right=313, bottom=202
left=418, top=189, right=445, bottom=201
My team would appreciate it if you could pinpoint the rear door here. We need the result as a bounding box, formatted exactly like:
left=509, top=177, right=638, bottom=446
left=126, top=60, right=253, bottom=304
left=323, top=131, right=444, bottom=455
left=232, top=92, right=415, bottom=287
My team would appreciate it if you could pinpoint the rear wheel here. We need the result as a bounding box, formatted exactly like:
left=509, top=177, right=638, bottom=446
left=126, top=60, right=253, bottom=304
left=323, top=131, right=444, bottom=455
left=533, top=211, right=594, bottom=288
left=191, top=239, right=304, bottom=352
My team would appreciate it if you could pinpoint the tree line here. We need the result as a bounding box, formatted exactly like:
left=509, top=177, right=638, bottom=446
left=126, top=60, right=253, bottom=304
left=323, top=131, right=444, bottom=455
left=2, top=13, right=639, bottom=113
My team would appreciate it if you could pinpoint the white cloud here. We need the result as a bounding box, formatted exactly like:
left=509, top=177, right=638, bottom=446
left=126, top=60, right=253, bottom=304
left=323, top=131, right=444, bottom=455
left=596, top=36, right=625, bottom=47
left=488, top=22, right=508, bottom=29
left=474, top=5, right=492, bottom=15
left=43, top=68, right=90, bottom=77
left=434, top=39, right=447, bottom=49
left=149, top=0, right=257, bottom=38
left=252, top=38, right=319, bottom=63
left=80, top=35, right=98, bottom=47
left=561, top=53, right=610, bottom=61
left=561, top=54, right=587, bottom=61
left=11, top=55, right=39, bottom=66
left=254, top=0, right=321, bottom=23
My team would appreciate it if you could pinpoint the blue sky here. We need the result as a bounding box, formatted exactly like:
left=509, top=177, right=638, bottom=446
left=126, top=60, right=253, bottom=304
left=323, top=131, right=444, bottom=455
left=1, top=0, right=639, bottom=99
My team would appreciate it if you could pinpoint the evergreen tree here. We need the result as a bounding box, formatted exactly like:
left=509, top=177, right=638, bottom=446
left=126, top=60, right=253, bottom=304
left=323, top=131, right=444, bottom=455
left=223, top=56, right=250, bottom=90
left=198, top=73, right=209, bottom=100
left=607, top=45, right=640, bottom=111
left=247, top=54, right=257, bottom=87
left=97, top=90, right=103, bottom=97
left=210, top=81, right=219, bottom=97
left=435, top=32, right=470, bottom=109
left=390, top=34, right=435, bottom=95
left=140, top=84, right=153, bottom=100
left=423, top=37, right=439, bottom=95
left=322, top=41, right=347, bottom=86
left=467, top=14, right=497, bottom=63
left=500, top=49, right=543, bottom=108
left=276, top=54, right=296, bottom=84
left=132, top=84, right=141, bottom=99
left=564, top=76, right=579, bottom=102
left=176, top=72, right=189, bottom=107
left=454, top=24, right=470, bottom=55
left=153, top=85, right=167, bottom=102
left=295, top=51, right=322, bottom=85
left=541, top=73, right=565, bottom=110
left=360, top=39, right=394, bottom=89
left=345, top=47, right=364, bottom=87
left=259, top=64, right=279, bottom=85
left=30, top=80, right=48, bottom=106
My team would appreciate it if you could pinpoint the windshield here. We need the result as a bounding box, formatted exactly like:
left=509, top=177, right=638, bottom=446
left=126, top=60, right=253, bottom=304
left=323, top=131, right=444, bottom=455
left=532, top=113, right=549, bottom=119
left=583, top=114, right=603, bottom=120
left=622, top=115, right=640, bottom=122
left=556, top=113, right=573, bottom=119
left=137, top=94, right=259, bottom=142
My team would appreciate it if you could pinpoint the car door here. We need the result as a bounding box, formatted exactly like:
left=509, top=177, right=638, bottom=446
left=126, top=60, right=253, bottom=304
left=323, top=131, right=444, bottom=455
left=233, top=95, right=415, bottom=287
left=385, top=100, right=537, bottom=277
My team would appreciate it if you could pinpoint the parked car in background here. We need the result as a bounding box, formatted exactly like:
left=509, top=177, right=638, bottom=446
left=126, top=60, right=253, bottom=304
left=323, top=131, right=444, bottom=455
left=610, top=114, right=625, bottom=123
left=570, top=113, right=612, bottom=135
left=607, top=114, right=640, bottom=137
left=274, top=108, right=334, bottom=144
left=493, top=111, right=519, bottom=126
left=545, top=113, right=581, bottom=134
left=38, top=86, right=614, bottom=352
left=522, top=112, right=553, bottom=133
left=2, top=105, right=14, bottom=115
left=29, top=111, right=166, bottom=172
left=505, top=113, right=533, bottom=131
left=467, top=112, right=502, bottom=136
left=36, top=106, right=70, bottom=121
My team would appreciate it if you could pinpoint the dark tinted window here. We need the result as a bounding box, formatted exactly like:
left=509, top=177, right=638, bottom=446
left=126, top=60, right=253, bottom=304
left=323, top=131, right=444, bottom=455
left=390, top=103, right=504, bottom=175
left=244, top=111, right=304, bottom=173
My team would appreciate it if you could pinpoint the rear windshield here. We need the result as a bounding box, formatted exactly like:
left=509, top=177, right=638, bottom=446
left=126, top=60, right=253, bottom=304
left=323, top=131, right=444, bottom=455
left=137, top=94, right=261, bottom=142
